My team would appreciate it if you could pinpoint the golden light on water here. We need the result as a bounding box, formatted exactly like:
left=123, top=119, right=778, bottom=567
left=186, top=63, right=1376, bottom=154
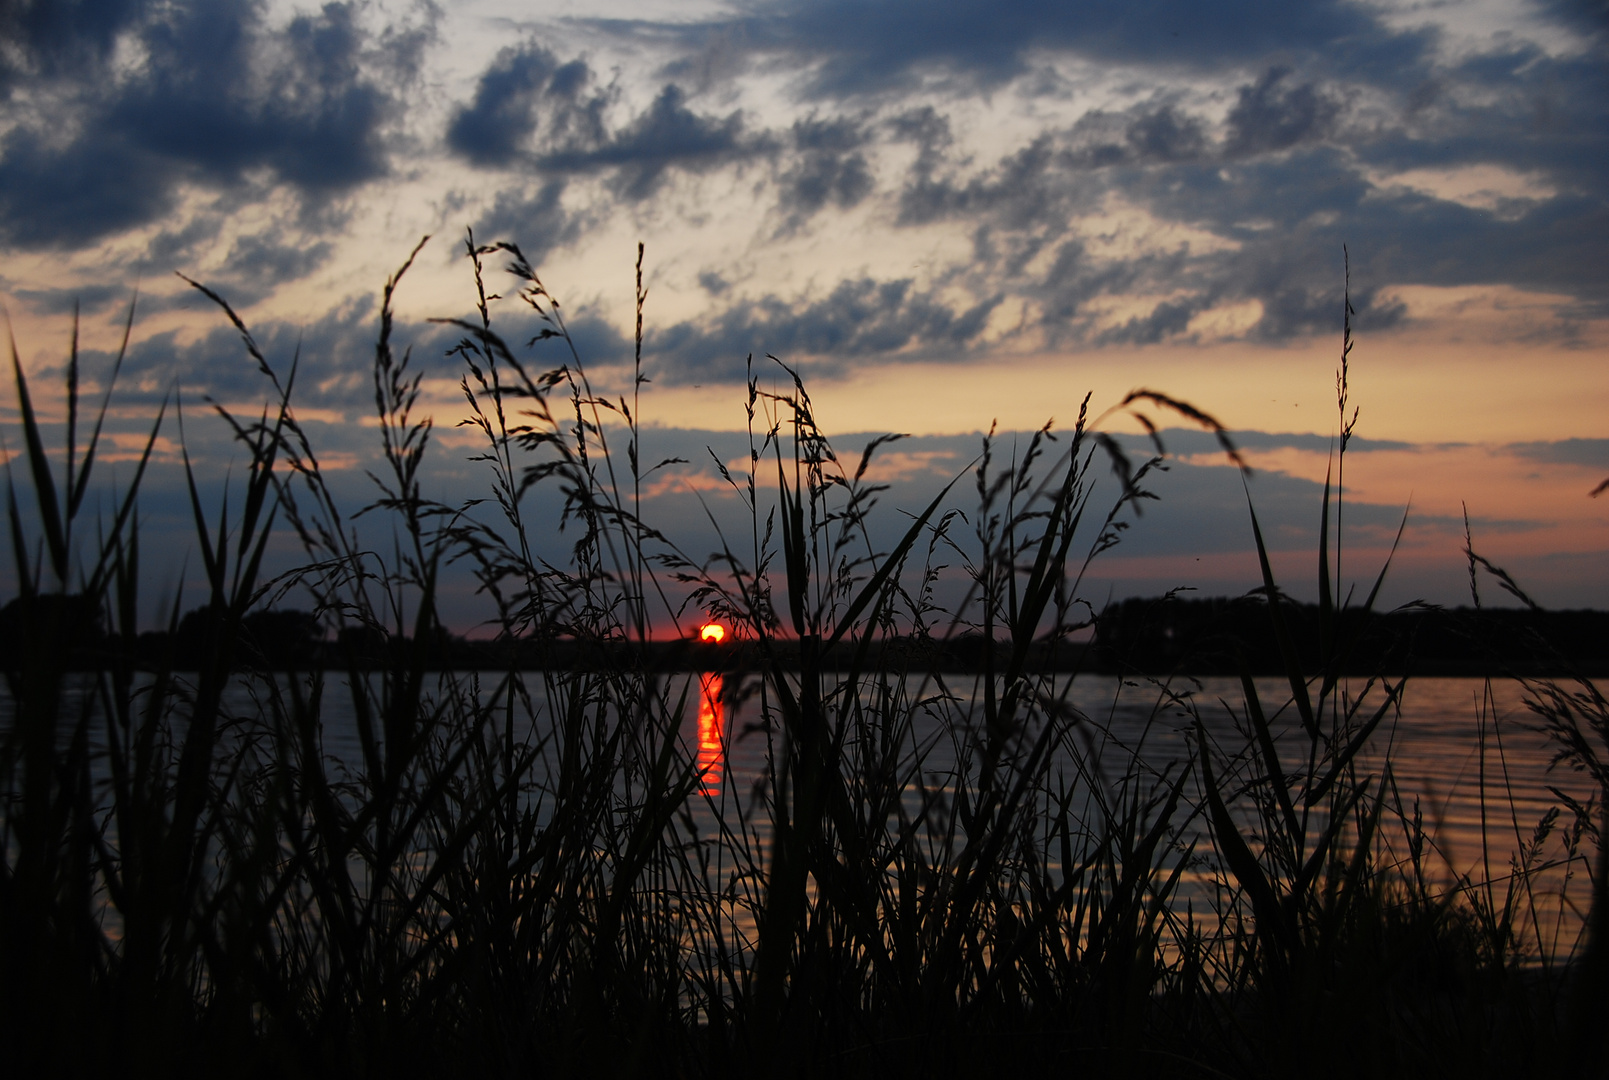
left=696, top=673, right=723, bottom=798
left=699, top=623, right=727, bottom=643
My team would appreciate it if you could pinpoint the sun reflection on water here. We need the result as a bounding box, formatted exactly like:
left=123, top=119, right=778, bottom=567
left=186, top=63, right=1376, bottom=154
left=696, top=672, right=724, bottom=798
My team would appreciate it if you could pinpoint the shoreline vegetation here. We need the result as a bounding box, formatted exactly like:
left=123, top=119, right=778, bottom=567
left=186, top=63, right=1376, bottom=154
left=9, top=596, right=1609, bottom=676
left=3, top=237, right=1606, bottom=1078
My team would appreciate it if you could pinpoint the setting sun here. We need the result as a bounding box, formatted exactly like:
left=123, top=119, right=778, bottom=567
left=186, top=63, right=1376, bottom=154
left=698, top=623, right=727, bottom=644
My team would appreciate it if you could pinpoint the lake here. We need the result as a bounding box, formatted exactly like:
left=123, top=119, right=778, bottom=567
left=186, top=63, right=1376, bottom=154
left=669, top=670, right=1596, bottom=963
left=6, top=669, right=1597, bottom=964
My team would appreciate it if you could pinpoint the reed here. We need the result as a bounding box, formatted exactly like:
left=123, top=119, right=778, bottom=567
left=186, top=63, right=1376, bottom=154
left=0, top=239, right=1594, bottom=1079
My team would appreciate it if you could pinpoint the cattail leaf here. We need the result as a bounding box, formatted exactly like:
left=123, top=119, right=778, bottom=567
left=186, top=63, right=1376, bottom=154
left=1318, top=457, right=1334, bottom=670
left=11, top=332, right=67, bottom=581
left=1244, top=486, right=1317, bottom=739
left=70, top=291, right=138, bottom=519
left=180, top=434, right=221, bottom=590
left=825, top=467, right=967, bottom=651
left=65, top=303, right=78, bottom=512
left=83, top=395, right=167, bottom=600
left=1240, top=664, right=1303, bottom=861
left=1197, top=719, right=1294, bottom=970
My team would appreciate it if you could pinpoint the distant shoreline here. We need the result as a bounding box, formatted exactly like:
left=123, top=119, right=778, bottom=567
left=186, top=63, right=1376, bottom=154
left=11, top=595, right=1605, bottom=677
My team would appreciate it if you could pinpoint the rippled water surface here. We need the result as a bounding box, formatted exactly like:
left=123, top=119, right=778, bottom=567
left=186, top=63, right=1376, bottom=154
left=670, top=671, right=1597, bottom=959
left=7, top=670, right=1597, bottom=960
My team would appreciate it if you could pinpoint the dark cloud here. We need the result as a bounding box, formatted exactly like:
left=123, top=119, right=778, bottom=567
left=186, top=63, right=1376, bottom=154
left=1045, top=102, right=1212, bottom=171
left=1095, top=299, right=1198, bottom=346
left=526, top=309, right=632, bottom=372
left=108, top=286, right=460, bottom=412
left=1029, top=242, right=1226, bottom=344
left=4, top=0, right=1601, bottom=376
left=887, top=106, right=953, bottom=163
left=0, top=129, right=176, bottom=246
left=649, top=277, right=1001, bottom=383
left=1252, top=279, right=1405, bottom=341
left=1364, top=47, right=1609, bottom=199
left=541, top=84, right=755, bottom=200
left=9, top=282, right=137, bottom=317
left=1374, top=200, right=1608, bottom=309
left=1389, top=44, right=1604, bottom=148
left=449, top=43, right=761, bottom=200
left=0, top=0, right=146, bottom=93
left=203, top=232, right=336, bottom=308
left=899, top=134, right=1087, bottom=229
left=127, top=211, right=234, bottom=276
left=446, top=44, right=610, bottom=167
left=641, top=0, right=1427, bottom=96
left=115, top=303, right=366, bottom=409
left=109, top=1, right=396, bottom=191
left=1339, top=50, right=1609, bottom=319
left=775, top=116, right=874, bottom=227
left=1507, top=438, right=1609, bottom=468
left=1140, top=429, right=1414, bottom=456
left=880, top=89, right=1601, bottom=347
left=0, top=0, right=422, bottom=247
left=1122, top=105, right=1209, bottom=164
left=473, top=180, right=591, bottom=263
left=603, top=0, right=1603, bottom=347
left=1535, top=0, right=1609, bottom=44
left=892, top=101, right=1213, bottom=241
left=1224, top=67, right=1340, bottom=158
left=558, top=2, right=1609, bottom=347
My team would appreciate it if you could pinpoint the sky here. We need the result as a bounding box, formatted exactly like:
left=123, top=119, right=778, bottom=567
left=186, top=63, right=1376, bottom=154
left=1, top=0, right=1607, bottom=633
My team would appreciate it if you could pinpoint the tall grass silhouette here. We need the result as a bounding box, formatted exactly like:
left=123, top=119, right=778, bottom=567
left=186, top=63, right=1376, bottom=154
left=0, top=237, right=1599, bottom=1078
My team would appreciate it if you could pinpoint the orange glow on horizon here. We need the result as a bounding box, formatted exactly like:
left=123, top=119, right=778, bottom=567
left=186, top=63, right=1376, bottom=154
left=699, top=623, right=728, bottom=643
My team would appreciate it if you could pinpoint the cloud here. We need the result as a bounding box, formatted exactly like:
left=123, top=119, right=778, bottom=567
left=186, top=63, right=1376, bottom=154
left=649, top=277, right=1001, bottom=383
left=1095, top=299, right=1199, bottom=346
left=108, top=288, right=463, bottom=412
left=540, top=83, right=756, bottom=200
left=0, top=128, right=176, bottom=247
left=1328, top=189, right=1608, bottom=315
left=8, top=282, right=139, bottom=317
left=0, top=0, right=147, bottom=94
left=1129, top=429, right=1415, bottom=456
left=473, top=179, right=592, bottom=263
left=1507, top=437, right=1609, bottom=468
left=0, top=0, right=425, bottom=247
left=449, top=45, right=762, bottom=200
left=446, top=44, right=610, bottom=167
left=898, top=133, right=1090, bottom=229
left=1223, top=67, right=1340, bottom=158
left=601, top=1, right=1603, bottom=341
left=1534, top=0, right=1609, bottom=46
left=883, top=95, right=1604, bottom=346
left=774, top=115, right=874, bottom=228
left=682, top=0, right=1423, bottom=96
left=565, top=1, right=1605, bottom=341
left=1119, top=104, right=1210, bottom=165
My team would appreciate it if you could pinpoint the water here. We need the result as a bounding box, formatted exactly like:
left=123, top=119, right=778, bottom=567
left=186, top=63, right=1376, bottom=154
left=5, top=670, right=1597, bottom=962
left=684, top=673, right=1589, bottom=846
left=672, top=671, right=1597, bottom=960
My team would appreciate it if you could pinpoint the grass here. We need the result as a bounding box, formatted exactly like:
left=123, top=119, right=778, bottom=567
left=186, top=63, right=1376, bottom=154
left=1, top=236, right=1603, bottom=1079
